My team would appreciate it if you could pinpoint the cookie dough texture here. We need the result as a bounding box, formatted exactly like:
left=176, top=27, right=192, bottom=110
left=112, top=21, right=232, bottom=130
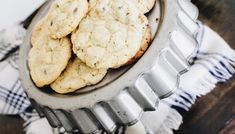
left=28, top=35, right=72, bottom=87
left=51, top=58, right=107, bottom=94
left=31, top=19, right=48, bottom=46
left=89, top=0, right=155, bottom=14
left=126, top=21, right=151, bottom=65
left=47, top=0, right=88, bottom=39
left=72, top=0, right=147, bottom=69
left=132, top=0, right=156, bottom=14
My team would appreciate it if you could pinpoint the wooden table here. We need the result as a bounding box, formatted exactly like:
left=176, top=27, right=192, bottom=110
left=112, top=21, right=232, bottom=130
left=0, top=0, right=234, bottom=133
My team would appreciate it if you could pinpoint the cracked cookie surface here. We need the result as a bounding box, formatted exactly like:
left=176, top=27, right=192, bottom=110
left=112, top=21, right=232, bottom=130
left=126, top=15, right=152, bottom=65
left=89, top=0, right=155, bottom=14
left=51, top=58, right=107, bottom=94
left=132, top=0, right=156, bottom=14
left=31, top=19, right=48, bottom=46
left=28, top=31, right=72, bottom=87
left=47, top=0, right=88, bottom=39
left=72, top=0, right=146, bottom=69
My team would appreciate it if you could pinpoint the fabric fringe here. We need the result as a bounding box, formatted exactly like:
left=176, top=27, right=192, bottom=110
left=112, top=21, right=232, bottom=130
left=156, top=49, right=235, bottom=134
left=0, top=25, right=25, bottom=61
left=156, top=109, right=182, bottom=134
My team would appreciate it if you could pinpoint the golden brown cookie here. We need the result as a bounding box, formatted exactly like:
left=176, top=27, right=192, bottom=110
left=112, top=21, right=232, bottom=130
left=72, top=0, right=146, bottom=69
left=28, top=35, right=72, bottom=87
left=31, top=19, right=48, bottom=46
left=89, top=0, right=156, bottom=14
left=126, top=30, right=151, bottom=64
left=133, top=0, right=156, bottom=14
left=47, top=0, right=88, bottom=39
left=51, top=58, right=107, bottom=94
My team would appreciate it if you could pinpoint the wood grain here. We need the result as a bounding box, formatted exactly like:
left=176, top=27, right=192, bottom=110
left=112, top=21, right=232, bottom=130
left=0, top=0, right=234, bottom=134
left=0, top=115, right=24, bottom=134
left=218, top=118, right=235, bottom=134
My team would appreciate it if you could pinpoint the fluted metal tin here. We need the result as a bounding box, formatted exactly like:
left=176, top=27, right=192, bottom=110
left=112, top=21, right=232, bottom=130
left=19, top=0, right=200, bottom=133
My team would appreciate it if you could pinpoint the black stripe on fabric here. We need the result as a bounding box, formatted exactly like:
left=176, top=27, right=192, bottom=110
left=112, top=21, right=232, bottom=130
left=174, top=99, right=189, bottom=110
left=184, top=92, right=194, bottom=100
left=0, top=85, right=8, bottom=95
left=219, top=61, right=233, bottom=75
left=10, top=79, right=18, bottom=90
left=0, top=43, right=16, bottom=55
left=0, top=80, right=24, bottom=114
left=0, top=46, right=19, bottom=62
left=209, top=71, right=224, bottom=81
left=8, top=60, right=18, bottom=70
left=13, top=80, right=20, bottom=92
left=5, top=80, right=25, bottom=113
left=179, top=95, right=193, bottom=105
left=11, top=82, right=27, bottom=111
left=171, top=105, right=187, bottom=115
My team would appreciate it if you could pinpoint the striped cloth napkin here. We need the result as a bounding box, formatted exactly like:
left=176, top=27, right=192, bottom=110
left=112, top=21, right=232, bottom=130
left=0, top=21, right=234, bottom=133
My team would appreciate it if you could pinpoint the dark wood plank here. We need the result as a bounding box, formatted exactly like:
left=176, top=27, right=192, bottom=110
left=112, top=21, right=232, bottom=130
left=0, top=115, right=24, bottom=134
left=218, top=118, right=235, bottom=134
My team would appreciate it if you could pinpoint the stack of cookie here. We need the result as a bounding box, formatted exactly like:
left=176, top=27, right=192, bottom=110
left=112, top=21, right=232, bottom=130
left=28, top=0, right=155, bottom=94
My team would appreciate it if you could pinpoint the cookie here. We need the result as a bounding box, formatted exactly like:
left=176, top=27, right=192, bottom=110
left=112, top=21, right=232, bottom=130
left=72, top=0, right=145, bottom=69
left=50, top=58, right=107, bottom=94
left=31, top=19, right=48, bottom=46
left=28, top=35, right=72, bottom=87
left=126, top=15, right=152, bottom=65
left=46, top=0, right=88, bottom=39
left=89, top=0, right=155, bottom=14
left=133, top=0, right=156, bottom=14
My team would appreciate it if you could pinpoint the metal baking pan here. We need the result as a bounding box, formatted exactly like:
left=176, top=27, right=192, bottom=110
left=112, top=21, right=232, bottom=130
left=19, top=0, right=199, bottom=133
